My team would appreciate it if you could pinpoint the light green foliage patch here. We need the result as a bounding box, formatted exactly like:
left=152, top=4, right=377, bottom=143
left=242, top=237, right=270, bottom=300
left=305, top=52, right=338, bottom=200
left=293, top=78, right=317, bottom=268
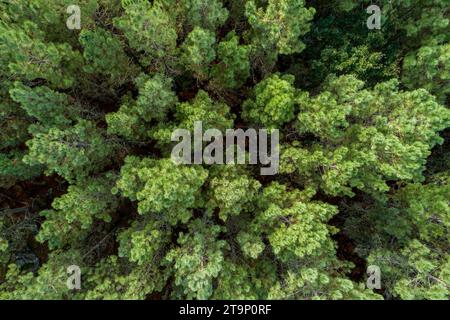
left=0, top=0, right=448, bottom=301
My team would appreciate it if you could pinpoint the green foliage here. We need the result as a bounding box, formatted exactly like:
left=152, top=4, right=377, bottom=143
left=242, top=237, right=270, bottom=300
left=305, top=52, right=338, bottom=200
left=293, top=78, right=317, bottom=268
left=243, top=74, right=297, bottom=128
left=181, top=27, right=216, bottom=80
left=282, top=75, right=450, bottom=196
left=82, top=255, right=169, bottom=300
left=106, top=73, right=177, bottom=139
left=0, top=98, right=29, bottom=150
left=402, top=43, right=450, bottom=104
left=165, top=219, right=227, bottom=299
left=117, top=219, right=170, bottom=266
left=211, top=32, right=250, bottom=89
left=1, top=0, right=449, bottom=301
left=268, top=270, right=382, bottom=300
left=0, top=150, right=41, bottom=188
left=206, top=165, right=261, bottom=221
left=0, top=0, right=98, bottom=41
left=351, top=180, right=450, bottom=299
left=389, top=0, right=449, bottom=47
left=114, top=0, right=178, bottom=70
left=151, top=90, right=234, bottom=145
left=79, top=28, right=139, bottom=85
left=245, top=0, right=315, bottom=72
left=176, top=0, right=229, bottom=31
left=10, top=83, right=79, bottom=128
left=114, top=157, right=208, bottom=224
left=245, top=0, right=314, bottom=55
left=24, top=120, right=115, bottom=183
left=212, top=260, right=276, bottom=299
left=311, top=45, right=395, bottom=84
left=37, top=175, right=119, bottom=249
left=0, top=250, right=82, bottom=300
left=0, top=21, right=82, bottom=88
left=247, top=182, right=338, bottom=262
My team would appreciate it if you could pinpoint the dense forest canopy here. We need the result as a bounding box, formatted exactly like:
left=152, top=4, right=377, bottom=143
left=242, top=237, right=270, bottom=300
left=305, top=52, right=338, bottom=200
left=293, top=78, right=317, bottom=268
left=0, top=0, right=449, bottom=300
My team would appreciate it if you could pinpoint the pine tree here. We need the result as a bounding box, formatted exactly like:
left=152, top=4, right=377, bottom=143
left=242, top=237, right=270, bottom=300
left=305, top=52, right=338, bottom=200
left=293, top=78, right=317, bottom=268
left=1, top=0, right=449, bottom=301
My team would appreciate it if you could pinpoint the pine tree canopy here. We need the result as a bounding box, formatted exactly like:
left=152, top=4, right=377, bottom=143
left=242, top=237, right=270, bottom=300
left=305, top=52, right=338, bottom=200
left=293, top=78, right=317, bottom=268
left=0, top=0, right=449, bottom=301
